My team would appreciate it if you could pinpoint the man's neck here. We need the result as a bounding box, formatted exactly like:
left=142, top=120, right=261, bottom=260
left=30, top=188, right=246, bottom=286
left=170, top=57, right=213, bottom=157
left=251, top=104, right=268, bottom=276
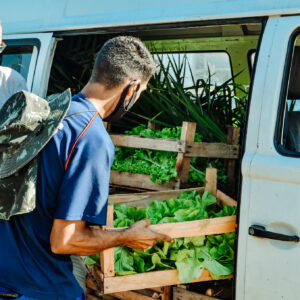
left=81, top=82, right=123, bottom=119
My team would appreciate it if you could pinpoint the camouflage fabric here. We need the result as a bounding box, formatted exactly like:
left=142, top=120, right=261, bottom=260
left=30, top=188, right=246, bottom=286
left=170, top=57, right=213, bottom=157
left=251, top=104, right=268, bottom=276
left=0, top=89, right=71, bottom=220
left=0, top=158, right=37, bottom=220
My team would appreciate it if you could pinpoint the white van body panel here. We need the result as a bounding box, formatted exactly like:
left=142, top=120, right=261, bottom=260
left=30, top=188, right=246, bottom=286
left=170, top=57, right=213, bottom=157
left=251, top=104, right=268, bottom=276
left=2, top=33, right=56, bottom=97
left=1, top=0, right=300, bottom=35
left=237, top=15, right=300, bottom=300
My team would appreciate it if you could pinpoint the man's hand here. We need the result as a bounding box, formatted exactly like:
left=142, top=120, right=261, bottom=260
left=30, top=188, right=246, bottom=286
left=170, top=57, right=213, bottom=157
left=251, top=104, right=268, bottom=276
left=50, top=219, right=172, bottom=256
left=122, top=219, right=172, bottom=250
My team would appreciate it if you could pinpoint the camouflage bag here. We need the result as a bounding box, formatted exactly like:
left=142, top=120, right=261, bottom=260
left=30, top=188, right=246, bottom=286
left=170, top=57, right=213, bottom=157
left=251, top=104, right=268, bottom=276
left=0, top=89, right=71, bottom=220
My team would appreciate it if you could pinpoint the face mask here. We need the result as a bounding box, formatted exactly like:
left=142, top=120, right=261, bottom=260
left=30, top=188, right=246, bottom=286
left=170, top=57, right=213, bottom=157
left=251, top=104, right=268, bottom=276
left=103, top=80, right=140, bottom=122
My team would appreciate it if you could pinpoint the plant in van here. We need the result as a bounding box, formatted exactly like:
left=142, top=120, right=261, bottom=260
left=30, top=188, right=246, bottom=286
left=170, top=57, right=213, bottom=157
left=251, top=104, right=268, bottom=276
left=49, top=42, right=247, bottom=142
left=115, top=53, right=248, bottom=143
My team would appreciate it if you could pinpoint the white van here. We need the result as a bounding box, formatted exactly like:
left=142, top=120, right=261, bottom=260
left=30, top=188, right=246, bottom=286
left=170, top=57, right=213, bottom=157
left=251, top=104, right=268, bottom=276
left=1, top=1, right=300, bottom=299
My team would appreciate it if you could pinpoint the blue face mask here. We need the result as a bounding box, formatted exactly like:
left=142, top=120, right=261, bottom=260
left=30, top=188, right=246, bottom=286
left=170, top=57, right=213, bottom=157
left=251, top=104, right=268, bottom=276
left=103, top=80, right=140, bottom=122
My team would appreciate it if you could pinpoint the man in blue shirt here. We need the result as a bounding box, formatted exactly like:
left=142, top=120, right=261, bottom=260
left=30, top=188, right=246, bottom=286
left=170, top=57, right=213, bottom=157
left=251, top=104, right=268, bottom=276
left=0, top=36, right=171, bottom=299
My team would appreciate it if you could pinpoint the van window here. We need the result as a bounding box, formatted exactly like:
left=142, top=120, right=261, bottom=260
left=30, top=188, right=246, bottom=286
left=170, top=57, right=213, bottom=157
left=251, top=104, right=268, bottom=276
left=156, top=52, right=232, bottom=86
left=0, top=45, right=35, bottom=80
left=277, top=34, right=300, bottom=154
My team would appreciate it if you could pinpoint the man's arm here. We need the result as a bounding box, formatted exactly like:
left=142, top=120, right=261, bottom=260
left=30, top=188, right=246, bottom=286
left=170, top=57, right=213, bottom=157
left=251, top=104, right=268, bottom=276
left=50, top=219, right=172, bottom=256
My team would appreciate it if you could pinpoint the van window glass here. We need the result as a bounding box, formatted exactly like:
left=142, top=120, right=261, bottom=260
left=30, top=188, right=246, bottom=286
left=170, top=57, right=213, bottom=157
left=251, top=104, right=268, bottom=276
left=155, top=52, right=232, bottom=87
left=0, top=45, right=34, bottom=80
left=278, top=34, right=300, bottom=153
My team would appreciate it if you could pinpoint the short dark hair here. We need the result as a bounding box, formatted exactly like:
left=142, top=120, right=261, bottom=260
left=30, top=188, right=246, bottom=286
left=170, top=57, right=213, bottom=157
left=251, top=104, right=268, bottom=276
left=91, top=36, right=156, bottom=89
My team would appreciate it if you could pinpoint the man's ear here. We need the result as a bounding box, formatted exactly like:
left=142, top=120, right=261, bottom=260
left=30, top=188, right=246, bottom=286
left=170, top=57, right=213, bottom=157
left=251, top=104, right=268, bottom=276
left=126, top=80, right=141, bottom=97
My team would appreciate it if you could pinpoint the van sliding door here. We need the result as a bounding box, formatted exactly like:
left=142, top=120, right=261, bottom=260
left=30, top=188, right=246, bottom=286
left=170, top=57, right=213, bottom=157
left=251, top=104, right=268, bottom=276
left=1, top=33, right=56, bottom=97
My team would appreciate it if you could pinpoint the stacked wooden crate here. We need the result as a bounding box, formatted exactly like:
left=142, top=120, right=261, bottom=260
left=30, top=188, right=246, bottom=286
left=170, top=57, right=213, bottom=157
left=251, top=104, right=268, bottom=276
left=86, top=169, right=237, bottom=299
left=109, top=121, right=240, bottom=193
left=88, top=120, right=240, bottom=299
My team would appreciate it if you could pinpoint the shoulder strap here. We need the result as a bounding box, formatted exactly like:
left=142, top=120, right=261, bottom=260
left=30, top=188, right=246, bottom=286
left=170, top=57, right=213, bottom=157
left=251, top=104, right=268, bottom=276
left=64, top=111, right=99, bottom=171
left=64, top=110, right=98, bottom=119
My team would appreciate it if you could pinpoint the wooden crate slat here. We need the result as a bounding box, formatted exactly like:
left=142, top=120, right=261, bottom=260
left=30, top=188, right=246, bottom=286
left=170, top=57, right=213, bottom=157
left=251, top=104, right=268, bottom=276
left=173, top=287, right=222, bottom=300
left=109, top=187, right=237, bottom=208
left=185, top=142, right=239, bottom=159
left=204, top=168, right=217, bottom=197
left=226, top=126, right=241, bottom=194
left=146, top=216, right=236, bottom=239
left=109, top=290, right=156, bottom=300
left=110, top=171, right=179, bottom=191
left=161, top=286, right=171, bottom=300
left=109, top=187, right=205, bottom=206
left=110, top=136, right=240, bottom=159
left=175, top=122, right=196, bottom=183
left=110, top=135, right=181, bottom=152
left=103, top=269, right=232, bottom=294
left=100, top=205, right=115, bottom=277
left=216, top=190, right=237, bottom=206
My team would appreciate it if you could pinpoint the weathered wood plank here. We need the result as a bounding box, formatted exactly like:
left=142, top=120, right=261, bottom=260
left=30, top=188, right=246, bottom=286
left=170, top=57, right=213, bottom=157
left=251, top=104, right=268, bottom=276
left=110, top=171, right=179, bottom=191
left=108, top=187, right=205, bottom=206
left=109, top=291, right=155, bottom=300
left=226, top=126, right=240, bottom=193
left=103, top=270, right=232, bottom=294
left=106, top=216, right=236, bottom=239
left=161, top=286, right=171, bottom=300
left=111, top=135, right=239, bottom=159
left=176, top=122, right=196, bottom=183
left=173, top=287, right=222, bottom=300
left=110, top=135, right=181, bottom=152
left=146, top=216, right=236, bottom=238
left=109, top=186, right=237, bottom=208
left=216, top=190, right=237, bottom=207
left=185, top=142, right=239, bottom=159
left=100, top=205, right=115, bottom=277
left=204, top=168, right=217, bottom=197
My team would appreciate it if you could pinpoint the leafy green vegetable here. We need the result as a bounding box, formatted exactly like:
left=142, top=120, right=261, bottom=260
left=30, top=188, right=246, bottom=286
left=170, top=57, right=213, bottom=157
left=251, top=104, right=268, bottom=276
left=85, top=191, right=236, bottom=283
left=83, top=254, right=99, bottom=267
left=114, top=247, right=136, bottom=276
left=175, top=252, right=204, bottom=283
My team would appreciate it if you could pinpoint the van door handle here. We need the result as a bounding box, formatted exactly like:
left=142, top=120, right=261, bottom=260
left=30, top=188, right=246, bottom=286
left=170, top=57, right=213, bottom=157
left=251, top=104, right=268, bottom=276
left=249, top=225, right=299, bottom=242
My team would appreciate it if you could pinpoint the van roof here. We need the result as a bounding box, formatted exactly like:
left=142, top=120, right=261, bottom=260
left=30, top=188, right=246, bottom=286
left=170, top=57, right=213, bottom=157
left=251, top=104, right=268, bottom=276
left=2, top=0, right=300, bottom=35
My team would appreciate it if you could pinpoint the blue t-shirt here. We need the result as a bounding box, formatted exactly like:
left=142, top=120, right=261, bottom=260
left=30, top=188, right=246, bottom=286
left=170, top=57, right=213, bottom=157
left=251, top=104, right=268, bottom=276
left=0, top=93, right=115, bottom=299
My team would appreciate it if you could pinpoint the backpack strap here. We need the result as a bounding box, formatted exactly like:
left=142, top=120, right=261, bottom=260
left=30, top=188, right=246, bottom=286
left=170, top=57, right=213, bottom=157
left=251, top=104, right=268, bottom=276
left=64, top=111, right=99, bottom=171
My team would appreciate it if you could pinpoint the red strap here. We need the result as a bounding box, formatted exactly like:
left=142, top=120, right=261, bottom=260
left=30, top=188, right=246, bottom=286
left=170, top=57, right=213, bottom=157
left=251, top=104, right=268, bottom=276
left=64, top=112, right=99, bottom=171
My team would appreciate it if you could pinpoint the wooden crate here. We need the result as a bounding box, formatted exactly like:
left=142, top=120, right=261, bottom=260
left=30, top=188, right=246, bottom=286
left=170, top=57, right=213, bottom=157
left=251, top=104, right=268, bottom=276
left=93, top=169, right=237, bottom=294
left=110, top=121, right=240, bottom=191
left=87, top=284, right=171, bottom=300
left=172, top=286, right=222, bottom=300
